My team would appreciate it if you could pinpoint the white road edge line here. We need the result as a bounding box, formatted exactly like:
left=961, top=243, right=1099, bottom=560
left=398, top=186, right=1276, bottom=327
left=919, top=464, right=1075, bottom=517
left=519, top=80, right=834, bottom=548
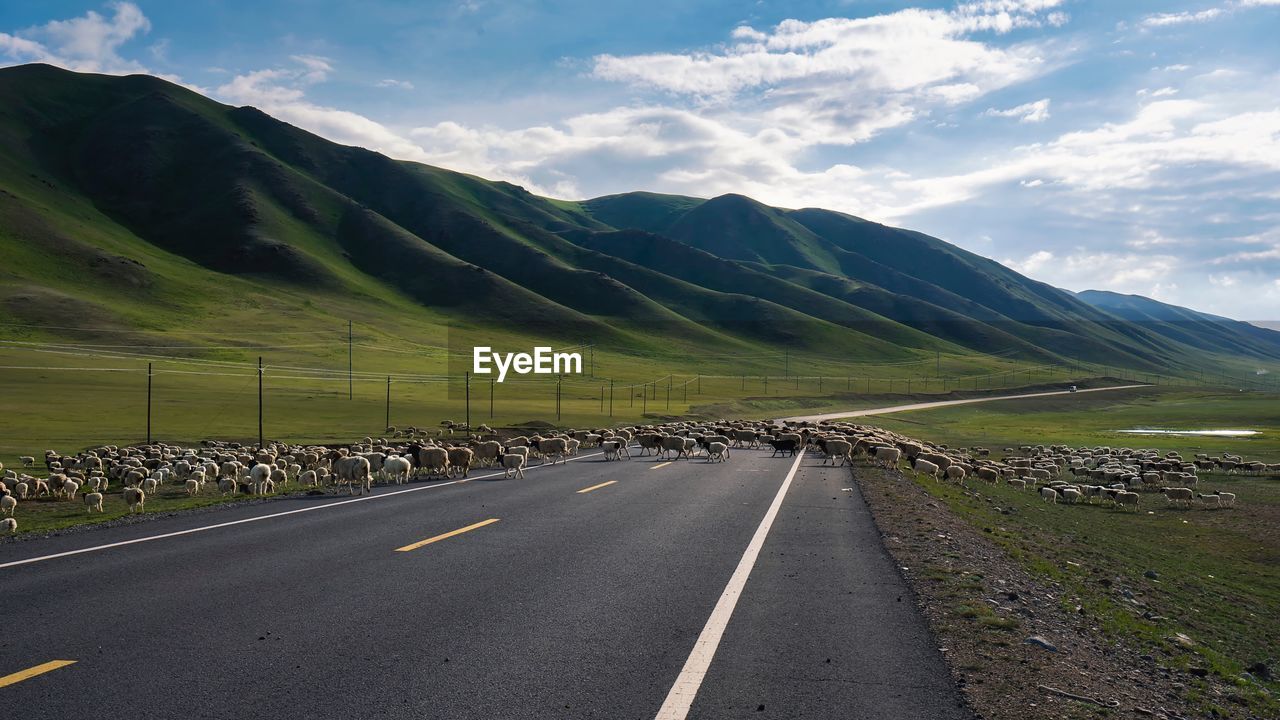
left=654, top=449, right=807, bottom=720
left=0, top=449, right=608, bottom=570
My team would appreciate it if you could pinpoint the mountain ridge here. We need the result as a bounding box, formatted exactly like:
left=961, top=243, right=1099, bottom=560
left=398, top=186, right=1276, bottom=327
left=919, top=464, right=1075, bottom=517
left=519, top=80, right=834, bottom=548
left=1, top=63, right=1277, bottom=380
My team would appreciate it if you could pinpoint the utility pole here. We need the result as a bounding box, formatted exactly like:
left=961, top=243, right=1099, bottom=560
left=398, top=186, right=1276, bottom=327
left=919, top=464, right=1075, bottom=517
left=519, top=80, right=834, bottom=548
left=642, top=384, right=647, bottom=414
left=666, top=381, right=671, bottom=410
left=589, top=346, right=594, bottom=378
left=348, top=320, right=353, bottom=401
left=696, top=375, right=701, bottom=395
left=257, top=356, right=264, bottom=449
left=146, top=362, right=153, bottom=445
left=609, top=379, right=614, bottom=417
left=600, top=384, right=605, bottom=413
left=556, top=375, right=562, bottom=422
left=385, top=376, right=391, bottom=431
left=465, top=371, right=471, bottom=432
left=490, top=377, right=494, bottom=419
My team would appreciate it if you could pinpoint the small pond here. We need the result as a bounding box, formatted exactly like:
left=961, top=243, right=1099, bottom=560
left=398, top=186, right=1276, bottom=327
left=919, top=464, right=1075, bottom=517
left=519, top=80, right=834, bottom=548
left=1116, top=429, right=1260, bottom=437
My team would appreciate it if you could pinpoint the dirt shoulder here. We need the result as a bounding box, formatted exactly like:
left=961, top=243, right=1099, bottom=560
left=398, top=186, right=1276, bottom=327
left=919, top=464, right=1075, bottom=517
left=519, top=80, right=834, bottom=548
left=854, top=464, right=1269, bottom=720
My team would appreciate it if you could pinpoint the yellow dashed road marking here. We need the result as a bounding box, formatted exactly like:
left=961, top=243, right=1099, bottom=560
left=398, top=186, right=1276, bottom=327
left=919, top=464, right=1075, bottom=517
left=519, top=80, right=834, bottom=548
left=0, top=660, right=77, bottom=688
left=395, top=518, right=500, bottom=552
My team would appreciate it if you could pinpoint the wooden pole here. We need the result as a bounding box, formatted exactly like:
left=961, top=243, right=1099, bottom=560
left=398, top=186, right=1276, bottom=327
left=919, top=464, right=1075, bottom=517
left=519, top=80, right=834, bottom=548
left=257, top=356, right=264, bottom=449
left=146, top=362, right=152, bottom=445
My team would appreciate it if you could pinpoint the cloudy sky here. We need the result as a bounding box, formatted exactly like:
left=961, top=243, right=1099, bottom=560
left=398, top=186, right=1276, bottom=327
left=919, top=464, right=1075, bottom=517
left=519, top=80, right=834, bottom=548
left=2, top=1, right=1279, bottom=320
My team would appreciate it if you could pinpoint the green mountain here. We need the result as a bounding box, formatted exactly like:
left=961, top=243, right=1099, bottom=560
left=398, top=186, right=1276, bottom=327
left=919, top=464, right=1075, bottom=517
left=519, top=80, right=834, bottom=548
left=2, top=63, right=1278, bottom=380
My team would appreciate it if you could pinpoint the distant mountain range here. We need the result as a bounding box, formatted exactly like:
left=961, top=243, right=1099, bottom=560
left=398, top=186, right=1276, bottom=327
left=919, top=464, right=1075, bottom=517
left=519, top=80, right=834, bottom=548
left=2, top=63, right=1277, bottom=375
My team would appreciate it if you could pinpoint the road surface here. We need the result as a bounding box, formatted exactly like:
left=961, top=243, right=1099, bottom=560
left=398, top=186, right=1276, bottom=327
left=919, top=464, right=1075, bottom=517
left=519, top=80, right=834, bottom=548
left=779, top=384, right=1151, bottom=424
left=1, top=444, right=971, bottom=719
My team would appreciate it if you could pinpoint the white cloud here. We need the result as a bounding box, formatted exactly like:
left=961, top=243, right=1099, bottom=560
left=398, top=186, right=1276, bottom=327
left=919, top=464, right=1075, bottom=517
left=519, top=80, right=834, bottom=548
left=214, top=58, right=435, bottom=167
left=984, top=98, right=1051, bottom=122
left=0, top=1, right=151, bottom=74
left=376, top=78, right=415, bottom=90
left=1140, top=8, right=1224, bottom=27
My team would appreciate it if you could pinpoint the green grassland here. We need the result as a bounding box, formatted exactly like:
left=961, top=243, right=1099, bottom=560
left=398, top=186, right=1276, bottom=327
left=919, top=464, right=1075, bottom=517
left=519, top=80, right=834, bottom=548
left=857, top=387, right=1280, bottom=715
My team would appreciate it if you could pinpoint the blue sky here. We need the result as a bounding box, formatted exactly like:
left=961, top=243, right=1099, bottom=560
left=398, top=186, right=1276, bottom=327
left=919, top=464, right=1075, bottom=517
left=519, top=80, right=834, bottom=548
left=2, top=1, right=1278, bottom=320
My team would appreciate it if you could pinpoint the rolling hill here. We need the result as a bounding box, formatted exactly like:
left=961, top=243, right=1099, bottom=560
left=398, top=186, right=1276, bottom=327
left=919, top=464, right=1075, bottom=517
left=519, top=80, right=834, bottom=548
left=2, top=62, right=1278, bottom=380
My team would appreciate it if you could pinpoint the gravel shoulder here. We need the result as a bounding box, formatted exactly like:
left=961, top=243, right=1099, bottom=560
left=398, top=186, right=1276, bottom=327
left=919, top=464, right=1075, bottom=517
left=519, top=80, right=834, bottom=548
left=854, top=464, right=1265, bottom=720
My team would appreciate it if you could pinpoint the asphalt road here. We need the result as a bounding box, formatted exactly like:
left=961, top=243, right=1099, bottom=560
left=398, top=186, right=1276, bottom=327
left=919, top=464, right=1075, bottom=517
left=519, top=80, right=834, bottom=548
left=779, top=384, right=1151, bottom=423
left=2, top=445, right=972, bottom=719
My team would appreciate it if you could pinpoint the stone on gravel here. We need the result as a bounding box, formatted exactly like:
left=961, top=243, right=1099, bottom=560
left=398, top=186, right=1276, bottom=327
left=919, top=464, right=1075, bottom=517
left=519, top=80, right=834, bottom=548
left=1024, top=636, right=1058, bottom=652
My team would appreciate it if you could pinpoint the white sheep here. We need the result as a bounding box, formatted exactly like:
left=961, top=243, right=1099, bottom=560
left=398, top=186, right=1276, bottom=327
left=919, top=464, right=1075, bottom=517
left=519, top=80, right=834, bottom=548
left=1, top=493, right=16, bottom=516
left=1163, top=487, right=1194, bottom=508
left=600, top=440, right=619, bottom=461
left=123, top=487, right=146, bottom=513
left=383, top=455, right=412, bottom=485
left=706, top=441, right=729, bottom=463
left=84, top=492, right=104, bottom=513
left=945, top=465, right=967, bottom=482
left=874, top=447, right=901, bottom=468
left=914, top=459, right=940, bottom=480
left=501, top=453, right=526, bottom=479
left=1116, top=491, right=1140, bottom=512
left=19, top=456, right=35, bottom=468
left=62, top=478, right=81, bottom=501
left=1061, top=487, right=1083, bottom=504
left=1040, top=487, right=1058, bottom=503
left=14, top=481, right=29, bottom=499
left=824, top=440, right=853, bottom=467
left=1, top=517, right=15, bottom=533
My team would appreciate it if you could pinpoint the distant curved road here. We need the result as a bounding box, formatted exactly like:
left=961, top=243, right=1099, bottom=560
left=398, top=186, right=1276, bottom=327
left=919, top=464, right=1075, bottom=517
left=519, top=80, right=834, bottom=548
left=779, top=384, right=1151, bottom=424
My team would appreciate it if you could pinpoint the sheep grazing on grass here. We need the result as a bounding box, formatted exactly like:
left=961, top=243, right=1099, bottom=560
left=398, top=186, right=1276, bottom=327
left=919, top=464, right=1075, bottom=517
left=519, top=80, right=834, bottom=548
left=123, top=487, right=146, bottom=513
left=1163, top=487, right=1195, bottom=508
left=913, top=459, right=940, bottom=480
left=501, top=454, right=526, bottom=479
left=1, top=493, right=16, bottom=516
left=1198, top=492, right=1236, bottom=508
left=1060, top=487, right=1083, bottom=504
left=1116, top=491, right=1140, bottom=512
left=19, top=456, right=35, bottom=468
left=62, top=479, right=81, bottom=501
left=218, top=477, right=237, bottom=496
left=945, top=465, right=967, bottom=482
left=1040, top=487, right=1058, bottom=503
left=706, top=442, right=729, bottom=463
left=14, top=481, right=29, bottom=499
left=84, top=492, right=104, bottom=513
left=1, top=517, right=15, bottom=533
left=1006, top=478, right=1026, bottom=491
left=299, top=470, right=318, bottom=487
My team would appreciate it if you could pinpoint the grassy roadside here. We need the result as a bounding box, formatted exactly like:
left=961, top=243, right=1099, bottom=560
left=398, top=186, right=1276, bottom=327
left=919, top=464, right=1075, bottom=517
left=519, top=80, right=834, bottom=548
left=848, top=386, right=1280, bottom=717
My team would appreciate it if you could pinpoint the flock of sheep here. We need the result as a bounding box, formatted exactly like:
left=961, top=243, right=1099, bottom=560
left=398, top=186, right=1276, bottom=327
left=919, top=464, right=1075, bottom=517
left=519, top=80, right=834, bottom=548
left=768, top=420, right=1262, bottom=513
left=2, top=417, right=1271, bottom=535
